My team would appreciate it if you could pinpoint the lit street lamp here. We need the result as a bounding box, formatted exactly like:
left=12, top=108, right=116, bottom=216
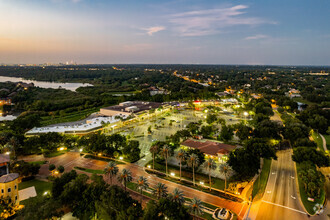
left=244, top=112, right=249, bottom=124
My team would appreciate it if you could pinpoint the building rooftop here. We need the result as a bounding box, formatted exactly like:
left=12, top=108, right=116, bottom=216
left=101, top=101, right=163, bottom=113
left=0, top=154, right=10, bottom=164
left=0, top=173, right=19, bottom=183
left=181, top=139, right=236, bottom=156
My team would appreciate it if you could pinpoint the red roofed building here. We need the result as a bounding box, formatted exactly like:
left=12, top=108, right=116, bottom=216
left=181, top=139, right=237, bottom=162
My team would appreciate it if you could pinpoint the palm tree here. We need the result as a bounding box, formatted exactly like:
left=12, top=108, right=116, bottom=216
left=160, top=145, right=171, bottom=176
left=170, top=188, right=185, bottom=205
left=219, top=163, right=232, bottom=192
left=153, top=182, right=168, bottom=199
left=117, top=168, right=132, bottom=192
left=136, top=176, right=149, bottom=203
left=176, top=149, right=186, bottom=181
left=104, top=161, right=119, bottom=185
left=203, top=158, right=217, bottom=191
left=149, top=145, right=159, bottom=170
left=189, top=197, right=203, bottom=219
left=8, top=137, right=18, bottom=160
left=187, top=154, right=199, bottom=186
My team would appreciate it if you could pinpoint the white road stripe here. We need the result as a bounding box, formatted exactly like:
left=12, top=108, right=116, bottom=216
left=261, top=200, right=306, bottom=215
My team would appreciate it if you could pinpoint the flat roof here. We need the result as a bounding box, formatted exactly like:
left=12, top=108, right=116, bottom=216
left=101, top=101, right=163, bottom=113
left=181, top=139, right=236, bottom=156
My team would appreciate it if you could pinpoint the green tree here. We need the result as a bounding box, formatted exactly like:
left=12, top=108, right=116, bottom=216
left=143, top=198, right=192, bottom=220
left=57, top=165, right=64, bottom=174
left=153, top=183, right=168, bottom=199
left=161, top=145, right=171, bottom=177
left=187, top=154, right=199, bottom=186
left=219, top=163, right=232, bottom=192
left=203, top=158, right=217, bottom=191
left=149, top=144, right=159, bottom=170
left=117, top=168, right=133, bottom=192
left=189, top=197, right=203, bottom=219
left=49, top=164, right=56, bottom=174
left=169, top=188, right=185, bottom=205
left=176, top=149, right=186, bottom=181
left=95, top=185, right=143, bottom=220
left=218, top=125, right=234, bottom=142
left=206, top=114, right=217, bottom=124
left=51, top=170, right=77, bottom=198
left=136, top=176, right=149, bottom=203
left=104, top=161, right=119, bottom=185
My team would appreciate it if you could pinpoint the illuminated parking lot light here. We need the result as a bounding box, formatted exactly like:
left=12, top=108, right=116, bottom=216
left=170, top=172, right=175, bottom=176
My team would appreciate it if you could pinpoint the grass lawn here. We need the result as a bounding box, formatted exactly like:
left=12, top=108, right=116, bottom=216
left=84, top=154, right=125, bottom=164
left=323, top=134, right=330, bottom=151
left=296, top=163, right=325, bottom=215
left=74, top=166, right=105, bottom=174
left=146, top=160, right=226, bottom=190
left=311, top=131, right=324, bottom=152
left=44, top=151, right=65, bottom=158
left=28, top=161, right=47, bottom=165
left=292, top=97, right=316, bottom=106
left=252, top=159, right=271, bottom=201
left=19, top=179, right=52, bottom=205
left=40, top=106, right=101, bottom=126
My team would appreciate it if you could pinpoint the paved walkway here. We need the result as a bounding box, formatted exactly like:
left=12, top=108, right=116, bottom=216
left=320, top=134, right=328, bottom=152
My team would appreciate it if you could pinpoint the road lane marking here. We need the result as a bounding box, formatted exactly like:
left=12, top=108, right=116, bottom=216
left=261, top=200, right=306, bottom=214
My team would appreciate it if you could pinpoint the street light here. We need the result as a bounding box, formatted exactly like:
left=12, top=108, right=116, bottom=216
left=244, top=112, right=249, bottom=124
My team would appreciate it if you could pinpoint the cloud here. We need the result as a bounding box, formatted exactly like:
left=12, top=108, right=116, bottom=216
left=169, top=5, right=275, bottom=37
left=143, top=26, right=166, bottom=36
left=245, top=34, right=268, bottom=40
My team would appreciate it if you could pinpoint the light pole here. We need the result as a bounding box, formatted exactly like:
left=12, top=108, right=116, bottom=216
left=244, top=112, right=249, bottom=124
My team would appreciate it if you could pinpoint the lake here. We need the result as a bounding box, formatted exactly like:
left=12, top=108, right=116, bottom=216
left=0, top=76, right=92, bottom=91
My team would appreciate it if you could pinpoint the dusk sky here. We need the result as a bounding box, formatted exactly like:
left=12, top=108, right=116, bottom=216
left=1, top=0, right=330, bottom=65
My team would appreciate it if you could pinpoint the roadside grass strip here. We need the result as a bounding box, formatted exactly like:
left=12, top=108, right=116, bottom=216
left=74, top=166, right=105, bottom=174
left=296, top=163, right=326, bottom=215
left=252, top=159, right=272, bottom=201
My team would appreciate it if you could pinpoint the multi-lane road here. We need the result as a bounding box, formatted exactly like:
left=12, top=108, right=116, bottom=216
left=252, top=150, right=328, bottom=220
